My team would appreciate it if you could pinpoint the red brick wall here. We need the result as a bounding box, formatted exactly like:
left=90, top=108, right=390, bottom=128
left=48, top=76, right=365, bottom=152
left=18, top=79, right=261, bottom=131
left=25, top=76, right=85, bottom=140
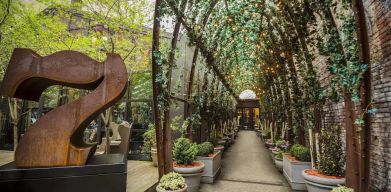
left=314, top=1, right=391, bottom=191
left=366, top=0, right=391, bottom=191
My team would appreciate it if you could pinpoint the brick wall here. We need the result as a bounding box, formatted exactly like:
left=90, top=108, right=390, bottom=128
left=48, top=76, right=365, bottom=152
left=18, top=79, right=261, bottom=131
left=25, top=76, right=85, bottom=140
left=366, top=0, right=391, bottom=191
left=314, top=1, right=391, bottom=190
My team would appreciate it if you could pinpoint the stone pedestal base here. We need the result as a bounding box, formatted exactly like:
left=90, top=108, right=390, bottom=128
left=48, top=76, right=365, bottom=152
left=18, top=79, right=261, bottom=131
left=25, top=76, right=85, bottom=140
left=0, top=154, right=127, bottom=192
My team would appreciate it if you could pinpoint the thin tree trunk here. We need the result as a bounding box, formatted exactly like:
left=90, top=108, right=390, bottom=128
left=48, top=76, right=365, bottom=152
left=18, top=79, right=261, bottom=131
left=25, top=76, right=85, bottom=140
left=8, top=98, right=18, bottom=151
left=152, top=0, right=165, bottom=177
left=101, top=108, right=112, bottom=154
left=352, top=1, right=371, bottom=191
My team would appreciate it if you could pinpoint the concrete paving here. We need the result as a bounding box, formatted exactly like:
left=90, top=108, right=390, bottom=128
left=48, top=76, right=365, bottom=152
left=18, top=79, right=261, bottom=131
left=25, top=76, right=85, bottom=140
left=200, top=130, right=292, bottom=192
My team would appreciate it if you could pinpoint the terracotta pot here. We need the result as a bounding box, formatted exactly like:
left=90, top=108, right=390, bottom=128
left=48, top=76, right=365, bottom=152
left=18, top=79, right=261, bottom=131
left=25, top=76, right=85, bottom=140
left=156, top=184, right=188, bottom=192
left=151, top=147, right=158, bottom=167
left=174, top=161, right=205, bottom=192
left=302, top=169, right=345, bottom=192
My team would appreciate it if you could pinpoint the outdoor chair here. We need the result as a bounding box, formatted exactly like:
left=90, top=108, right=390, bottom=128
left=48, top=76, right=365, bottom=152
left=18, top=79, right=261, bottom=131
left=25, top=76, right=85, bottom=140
left=110, top=122, right=133, bottom=155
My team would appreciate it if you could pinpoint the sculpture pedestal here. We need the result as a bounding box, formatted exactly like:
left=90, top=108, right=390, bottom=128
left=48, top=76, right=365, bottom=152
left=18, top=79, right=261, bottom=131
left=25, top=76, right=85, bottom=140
left=0, top=154, right=127, bottom=192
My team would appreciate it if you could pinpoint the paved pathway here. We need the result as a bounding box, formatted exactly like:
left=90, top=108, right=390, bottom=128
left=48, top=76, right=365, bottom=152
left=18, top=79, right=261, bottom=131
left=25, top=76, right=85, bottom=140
left=200, top=130, right=292, bottom=192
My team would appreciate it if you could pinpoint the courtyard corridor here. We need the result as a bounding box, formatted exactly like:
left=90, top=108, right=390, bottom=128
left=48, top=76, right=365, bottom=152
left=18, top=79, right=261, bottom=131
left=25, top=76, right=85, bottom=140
left=200, top=130, right=292, bottom=192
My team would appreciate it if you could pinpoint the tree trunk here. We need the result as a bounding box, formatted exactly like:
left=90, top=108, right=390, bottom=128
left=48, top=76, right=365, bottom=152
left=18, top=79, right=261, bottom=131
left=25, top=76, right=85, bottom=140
left=152, top=0, right=165, bottom=178
left=101, top=108, right=112, bottom=154
left=8, top=98, right=18, bottom=151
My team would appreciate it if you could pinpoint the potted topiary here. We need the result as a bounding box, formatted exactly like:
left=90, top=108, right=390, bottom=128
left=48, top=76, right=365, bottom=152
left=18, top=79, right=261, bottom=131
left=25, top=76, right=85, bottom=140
left=283, top=144, right=312, bottom=190
left=141, top=124, right=157, bottom=167
left=196, top=142, right=222, bottom=183
left=173, top=138, right=205, bottom=192
left=156, top=172, right=187, bottom=192
left=302, top=126, right=346, bottom=192
left=331, top=186, right=353, bottom=192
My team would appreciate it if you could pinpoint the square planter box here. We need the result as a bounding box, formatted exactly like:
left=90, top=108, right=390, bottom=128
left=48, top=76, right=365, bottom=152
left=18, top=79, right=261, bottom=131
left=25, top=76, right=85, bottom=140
left=196, top=150, right=222, bottom=183
left=283, top=154, right=311, bottom=191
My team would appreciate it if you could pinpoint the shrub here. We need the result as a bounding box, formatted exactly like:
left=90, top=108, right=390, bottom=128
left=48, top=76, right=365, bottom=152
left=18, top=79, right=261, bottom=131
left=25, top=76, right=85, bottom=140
left=331, top=186, right=353, bottom=192
left=197, top=142, right=214, bottom=157
left=141, top=124, right=156, bottom=153
left=319, top=126, right=345, bottom=176
left=262, top=129, right=271, bottom=138
left=289, top=144, right=302, bottom=154
left=275, top=151, right=284, bottom=160
left=294, top=146, right=311, bottom=162
left=290, top=144, right=311, bottom=162
left=275, top=139, right=285, bottom=147
left=157, top=172, right=186, bottom=191
left=173, top=137, right=198, bottom=165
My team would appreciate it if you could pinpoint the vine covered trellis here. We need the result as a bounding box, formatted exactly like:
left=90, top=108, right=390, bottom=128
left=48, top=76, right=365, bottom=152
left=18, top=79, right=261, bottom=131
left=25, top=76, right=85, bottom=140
left=152, top=0, right=373, bottom=191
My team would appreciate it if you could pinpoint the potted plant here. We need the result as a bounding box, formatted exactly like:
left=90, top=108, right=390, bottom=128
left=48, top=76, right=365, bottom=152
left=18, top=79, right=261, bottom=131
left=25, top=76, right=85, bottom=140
left=331, top=186, right=353, bottom=192
left=173, top=138, right=205, bottom=192
left=283, top=144, right=311, bottom=190
left=272, top=140, right=289, bottom=165
left=302, top=126, right=346, bottom=192
left=274, top=151, right=283, bottom=172
left=156, top=172, right=187, bottom=192
left=261, top=128, right=271, bottom=142
left=141, top=124, right=157, bottom=167
left=196, top=142, right=222, bottom=183
left=265, top=139, right=274, bottom=148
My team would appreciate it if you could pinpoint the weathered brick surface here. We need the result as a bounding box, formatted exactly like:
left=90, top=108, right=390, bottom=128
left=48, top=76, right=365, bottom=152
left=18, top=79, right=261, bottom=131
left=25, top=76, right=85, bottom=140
left=313, top=1, right=391, bottom=191
left=366, top=1, right=391, bottom=191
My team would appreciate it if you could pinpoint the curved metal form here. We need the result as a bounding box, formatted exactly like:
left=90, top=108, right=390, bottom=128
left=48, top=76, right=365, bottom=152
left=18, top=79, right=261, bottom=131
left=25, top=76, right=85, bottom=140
left=0, top=48, right=128, bottom=168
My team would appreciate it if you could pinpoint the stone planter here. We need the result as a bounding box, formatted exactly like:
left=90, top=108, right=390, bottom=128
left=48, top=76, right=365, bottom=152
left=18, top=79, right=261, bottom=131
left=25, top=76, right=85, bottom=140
left=270, top=149, right=279, bottom=161
left=196, top=150, right=222, bottom=183
left=174, top=161, right=205, bottom=192
left=217, top=139, right=227, bottom=148
left=223, top=136, right=231, bottom=147
left=214, top=145, right=224, bottom=157
left=156, top=184, right=188, bottom=192
left=283, top=154, right=311, bottom=191
left=302, top=169, right=345, bottom=192
left=214, top=145, right=225, bottom=152
left=265, top=140, right=274, bottom=148
left=151, top=147, right=158, bottom=167
left=274, top=158, right=283, bottom=172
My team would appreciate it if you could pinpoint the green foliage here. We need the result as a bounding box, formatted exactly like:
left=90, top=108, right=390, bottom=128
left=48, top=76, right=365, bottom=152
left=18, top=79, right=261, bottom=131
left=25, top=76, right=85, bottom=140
left=331, top=186, right=354, bottom=192
left=290, top=144, right=311, bottom=162
left=319, top=126, right=345, bottom=176
left=275, top=151, right=284, bottom=160
left=262, top=128, right=271, bottom=139
left=197, top=142, right=214, bottom=157
left=289, top=144, right=302, bottom=154
left=171, top=115, right=186, bottom=137
left=141, top=124, right=156, bottom=153
left=157, top=172, right=186, bottom=191
left=275, top=139, right=285, bottom=148
left=173, top=138, right=198, bottom=165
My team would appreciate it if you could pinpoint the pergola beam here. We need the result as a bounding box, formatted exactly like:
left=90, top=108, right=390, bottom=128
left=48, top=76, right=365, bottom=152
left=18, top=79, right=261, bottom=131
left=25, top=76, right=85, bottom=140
left=165, top=0, right=238, bottom=101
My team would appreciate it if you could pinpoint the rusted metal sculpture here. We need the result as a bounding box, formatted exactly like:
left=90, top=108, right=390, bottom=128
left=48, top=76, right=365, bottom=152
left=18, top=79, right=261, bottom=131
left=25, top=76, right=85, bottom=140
left=0, top=48, right=128, bottom=168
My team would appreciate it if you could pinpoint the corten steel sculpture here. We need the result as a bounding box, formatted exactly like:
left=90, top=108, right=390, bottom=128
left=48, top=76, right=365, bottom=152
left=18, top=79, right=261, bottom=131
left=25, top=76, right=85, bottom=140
left=0, top=48, right=128, bottom=168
